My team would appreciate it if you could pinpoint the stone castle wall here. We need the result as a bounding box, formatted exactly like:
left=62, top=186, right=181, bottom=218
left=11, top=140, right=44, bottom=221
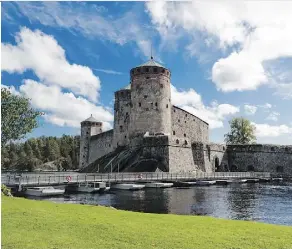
left=171, top=106, right=209, bottom=144
left=129, top=66, right=172, bottom=139
left=113, top=89, right=131, bottom=148
left=88, top=130, right=114, bottom=165
left=227, top=144, right=292, bottom=174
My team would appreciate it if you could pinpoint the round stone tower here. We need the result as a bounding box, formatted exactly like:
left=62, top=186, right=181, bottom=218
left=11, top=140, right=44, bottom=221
left=113, top=85, right=131, bottom=148
left=79, top=115, right=102, bottom=168
left=129, top=57, right=172, bottom=141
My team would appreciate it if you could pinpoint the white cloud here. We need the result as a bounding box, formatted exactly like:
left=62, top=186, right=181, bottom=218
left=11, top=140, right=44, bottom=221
left=171, top=86, right=239, bottom=129
left=253, top=123, right=292, bottom=138
left=274, top=83, right=292, bottom=100
left=266, top=112, right=280, bottom=122
left=146, top=2, right=292, bottom=93
left=244, top=104, right=257, bottom=115
left=2, top=27, right=100, bottom=102
left=7, top=2, right=155, bottom=58
left=93, top=68, right=123, bottom=75
left=19, top=80, right=113, bottom=130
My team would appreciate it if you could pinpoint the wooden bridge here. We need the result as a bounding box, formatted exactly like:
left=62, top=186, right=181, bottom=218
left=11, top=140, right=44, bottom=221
left=2, top=172, right=273, bottom=190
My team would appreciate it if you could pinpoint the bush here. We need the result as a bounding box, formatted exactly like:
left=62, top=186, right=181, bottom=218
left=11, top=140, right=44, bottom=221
left=1, top=184, right=12, bottom=197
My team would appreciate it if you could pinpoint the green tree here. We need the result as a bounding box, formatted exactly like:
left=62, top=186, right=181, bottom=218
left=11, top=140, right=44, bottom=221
left=224, top=117, right=256, bottom=144
left=1, top=87, right=43, bottom=147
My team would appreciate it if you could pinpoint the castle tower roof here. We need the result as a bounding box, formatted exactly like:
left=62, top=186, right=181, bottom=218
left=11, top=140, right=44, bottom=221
left=137, top=58, right=164, bottom=68
left=82, top=114, right=99, bottom=123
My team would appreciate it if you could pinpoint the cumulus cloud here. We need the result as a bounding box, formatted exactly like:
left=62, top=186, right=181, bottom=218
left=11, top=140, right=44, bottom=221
left=1, top=27, right=100, bottom=102
left=171, top=86, right=239, bottom=129
left=253, top=123, right=292, bottom=138
left=146, top=2, right=292, bottom=93
left=19, top=80, right=113, bottom=130
left=244, top=104, right=257, bottom=115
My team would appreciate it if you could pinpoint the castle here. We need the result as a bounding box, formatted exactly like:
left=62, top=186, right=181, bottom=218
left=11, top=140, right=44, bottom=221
left=79, top=58, right=292, bottom=175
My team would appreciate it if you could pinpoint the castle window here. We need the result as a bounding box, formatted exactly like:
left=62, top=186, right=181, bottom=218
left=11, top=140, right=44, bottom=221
left=153, top=67, right=158, bottom=72
left=271, top=147, right=275, bottom=151
left=178, top=119, right=180, bottom=122
left=84, top=146, right=87, bottom=149
left=184, top=140, right=188, bottom=145
left=166, top=104, right=168, bottom=108
left=124, top=135, right=127, bottom=139
left=86, top=132, right=89, bottom=135
left=173, top=131, right=175, bottom=135
left=185, top=114, right=187, bottom=117
left=174, top=109, right=176, bottom=112
left=120, top=125, right=123, bottom=131
left=162, top=69, right=165, bottom=73
left=121, top=92, right=124, bottom=97
left=83, top=155, right=85, bottom=158
left=139, top=103, right=141, bottom=107
left=146, top=77, right=150, bottom=79
left=155, top=102, right=158, bottom=107
left=137, top=68, right=140, bottom=73
left=223, top=146, right=225, bottom=151
left=160, top=84, right=163, bottom=88
left=109, top=144, right=111, bottom=147
left=144, top=95, right=148, bottom=99
left=176, top=139, right=179, bottom=144
left=184, top=133, right=186, bottom=137
left=126, top=112, right=128, bottom=116
left=185, top=121, right=186, bottom=123
left=145, top=67, right=149, bottom=72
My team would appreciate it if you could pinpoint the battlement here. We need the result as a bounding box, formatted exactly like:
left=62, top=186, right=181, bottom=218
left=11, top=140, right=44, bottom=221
left=227, top=144, right=292, bottom=153
left=130, top=66, right=171, bottom=78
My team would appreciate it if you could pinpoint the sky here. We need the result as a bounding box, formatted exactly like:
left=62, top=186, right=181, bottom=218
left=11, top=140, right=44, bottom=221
left=1, top=1, right=292, bottom=145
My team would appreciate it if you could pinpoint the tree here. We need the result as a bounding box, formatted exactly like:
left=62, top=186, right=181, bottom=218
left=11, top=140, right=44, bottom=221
left=224, top=117, right=256, bottom=144
left=1, top=87, right=43, bottom=147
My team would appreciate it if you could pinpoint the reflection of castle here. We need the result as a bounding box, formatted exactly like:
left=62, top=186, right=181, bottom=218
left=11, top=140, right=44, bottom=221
left=79, top=58, right=292, bottom=175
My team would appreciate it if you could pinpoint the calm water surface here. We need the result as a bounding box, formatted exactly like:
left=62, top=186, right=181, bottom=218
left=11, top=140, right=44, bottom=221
left=26, top=182, right=292, bottom=226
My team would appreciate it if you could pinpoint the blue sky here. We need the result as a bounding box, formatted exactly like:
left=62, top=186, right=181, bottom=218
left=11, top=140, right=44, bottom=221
left=1, top=1, right=292, bottom=144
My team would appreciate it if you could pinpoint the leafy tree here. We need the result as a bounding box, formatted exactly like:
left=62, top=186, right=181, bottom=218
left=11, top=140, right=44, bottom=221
left=1, top=87, right=43, bottom=147
left=224, top=117, right=256, bottom=144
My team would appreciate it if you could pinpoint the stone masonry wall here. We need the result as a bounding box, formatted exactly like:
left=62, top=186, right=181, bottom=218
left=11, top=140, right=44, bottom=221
left=227, top=144, right=292, bottom=174
left=113, top=89, right=131, bottom=148
left=88, top=130, right=114, bottom=165
left=171, top=106, right=209, bottom=144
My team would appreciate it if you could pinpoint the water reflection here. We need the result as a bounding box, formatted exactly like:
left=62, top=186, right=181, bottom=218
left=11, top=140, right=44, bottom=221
left=26, top=182, right=292, bottom=226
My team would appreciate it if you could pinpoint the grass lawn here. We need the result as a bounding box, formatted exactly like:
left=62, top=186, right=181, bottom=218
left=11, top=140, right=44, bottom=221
left=1, top=196, right=292, bottom=249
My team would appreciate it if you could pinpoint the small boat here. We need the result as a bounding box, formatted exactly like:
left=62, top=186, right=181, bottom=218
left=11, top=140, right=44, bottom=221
left=144, top=182, right=173, bottom=188
left=76, top=182, right=104, bottom=193
left=25, top=186, right=65, bottom=197
left=111, top=183, right=145, bottom=190
left=216, top=180, right=233, bottom=185
left=246, top=179, right=259, bottom=183
left=195, top=180, right=216, bottom=186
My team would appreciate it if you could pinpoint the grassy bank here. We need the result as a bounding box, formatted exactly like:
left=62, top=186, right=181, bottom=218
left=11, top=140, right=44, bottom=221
left=2, top=196, right=292, bottom=249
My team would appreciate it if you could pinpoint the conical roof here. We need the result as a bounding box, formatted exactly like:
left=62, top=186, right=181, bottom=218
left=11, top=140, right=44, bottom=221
left=136, top=58, right=164, bottom=68
left=82, top=114, right=98, bottom=123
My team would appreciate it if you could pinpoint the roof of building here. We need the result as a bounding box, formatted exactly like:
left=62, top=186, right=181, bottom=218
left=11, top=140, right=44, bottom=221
left=82, top=114, right=99, bottom=123
left=136, top=57, right=165, bottom=68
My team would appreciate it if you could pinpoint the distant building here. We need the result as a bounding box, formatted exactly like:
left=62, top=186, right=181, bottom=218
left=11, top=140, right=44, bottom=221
left=79, top=58, right=292, bottom=174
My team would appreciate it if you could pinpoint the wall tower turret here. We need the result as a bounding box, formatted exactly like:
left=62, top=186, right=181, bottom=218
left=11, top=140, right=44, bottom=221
left=129, top=58, right=172, bottom=141
left=79, top=115, right=102, bottom=168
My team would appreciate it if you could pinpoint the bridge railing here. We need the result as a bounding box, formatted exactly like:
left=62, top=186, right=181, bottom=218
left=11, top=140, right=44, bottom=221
left=1, top=172, right=271, bottom=186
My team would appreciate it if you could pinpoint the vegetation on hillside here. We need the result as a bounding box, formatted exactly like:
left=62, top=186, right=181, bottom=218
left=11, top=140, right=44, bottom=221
left=1, top=135, right=80, bottom=171
left=2, top=196, right=292, bottom=249
left=1, top=87, right=43, bottom=147
left=225, top=117, right=256, bottom=144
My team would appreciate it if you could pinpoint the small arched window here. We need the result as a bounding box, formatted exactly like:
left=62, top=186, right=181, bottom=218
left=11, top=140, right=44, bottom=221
left=155, top=102, right=158, bottom=107
left=166, top=104, right=168, bottom=108
left=184, top=134, right=186, bottom=137
left=184, top=140, right=188, bottom=145
left=139, top=103, right=141, bottom=107
left=173, top=131, right=175, bottom=135
left=176, top=139, right=179, bottom=144
left=153, top=67, right=158, bottom=73
left=145, top=67, right=149, bottom=72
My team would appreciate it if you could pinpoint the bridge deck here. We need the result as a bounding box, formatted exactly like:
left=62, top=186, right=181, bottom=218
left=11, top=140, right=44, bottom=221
left=2, top=172, right=272, bottom=188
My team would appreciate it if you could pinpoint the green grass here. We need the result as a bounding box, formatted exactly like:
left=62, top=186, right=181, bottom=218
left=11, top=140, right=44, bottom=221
left=2, top=196, right=292, bottom=249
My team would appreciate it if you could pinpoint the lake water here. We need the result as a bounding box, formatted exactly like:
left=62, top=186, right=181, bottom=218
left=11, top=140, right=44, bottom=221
left=26, top=182, right=292, bottom=226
